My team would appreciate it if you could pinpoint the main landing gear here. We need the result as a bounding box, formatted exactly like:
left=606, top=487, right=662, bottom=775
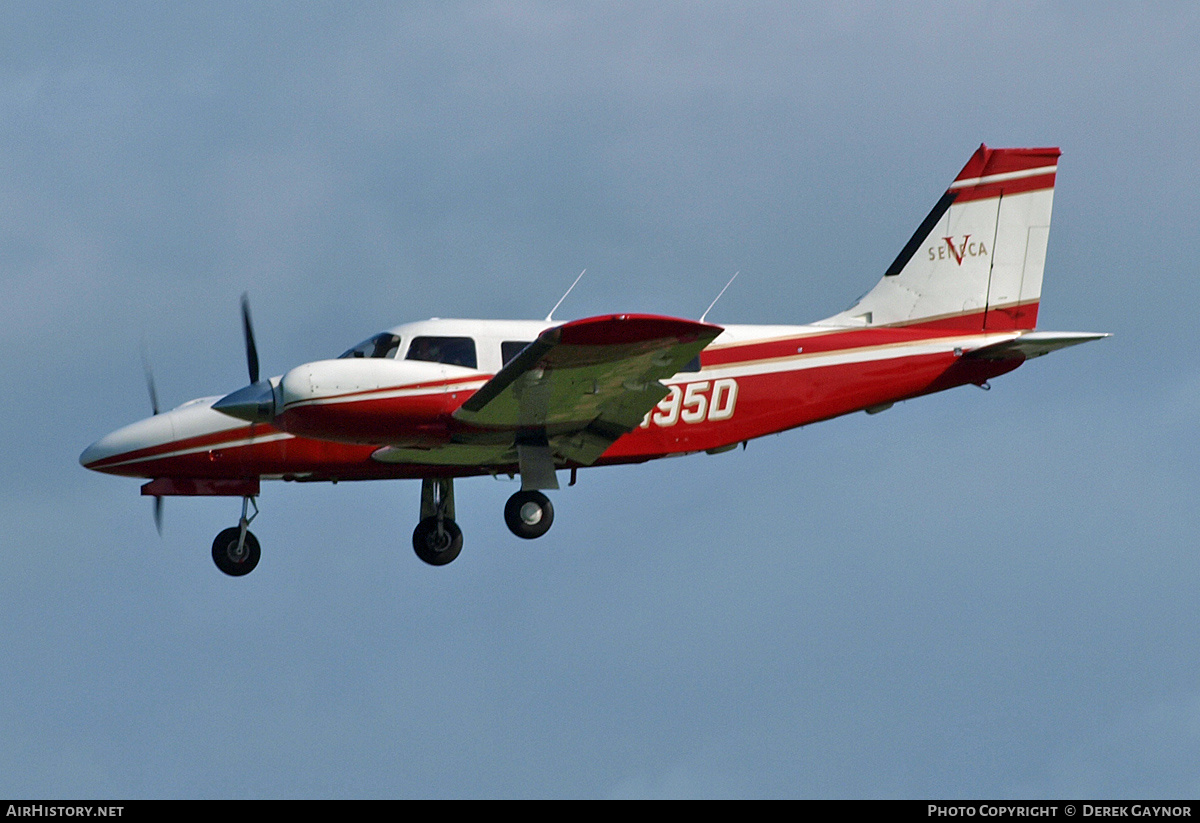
left=205, top=482, right=559, bottom=574
left=410, top=478, right=557, bottom=566
left=504, top=490, right=554, bottom=540
left=212, top=495, right=260, bottom=576
left=412, top=477, right=463, bottom=566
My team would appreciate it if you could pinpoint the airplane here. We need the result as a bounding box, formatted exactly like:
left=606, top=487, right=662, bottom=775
left=81, top=144, right=1108, bottom=575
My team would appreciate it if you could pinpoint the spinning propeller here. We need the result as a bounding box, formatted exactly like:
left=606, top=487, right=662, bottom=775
left=242, top=292, right=259, bottom=385
left=212, top=293, right=277, bottom=423
left=141, top=294, right=266, bottom=536
left=140, top=342, right=164, bottom=534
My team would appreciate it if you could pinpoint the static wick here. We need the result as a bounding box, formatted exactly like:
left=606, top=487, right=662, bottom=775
left=546, top=269, right=587, bottom=322
left=700, top=271, right=740, bottom=323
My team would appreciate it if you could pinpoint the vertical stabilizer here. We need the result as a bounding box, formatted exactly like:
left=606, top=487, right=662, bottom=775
left=819, top=145, right=1059, bottom=331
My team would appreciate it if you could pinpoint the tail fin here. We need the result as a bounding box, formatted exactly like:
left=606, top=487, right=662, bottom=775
left=819, top=144, right=1060, bottom=331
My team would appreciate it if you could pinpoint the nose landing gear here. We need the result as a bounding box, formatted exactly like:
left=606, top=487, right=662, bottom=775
left=212, top=496, right=260, bottom=576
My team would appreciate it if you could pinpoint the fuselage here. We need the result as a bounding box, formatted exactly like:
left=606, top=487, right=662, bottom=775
left=80, top=315, right=1026, bottom=484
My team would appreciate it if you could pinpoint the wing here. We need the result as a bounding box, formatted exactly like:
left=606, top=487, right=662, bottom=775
left=452, top=313, right=722, bottom=466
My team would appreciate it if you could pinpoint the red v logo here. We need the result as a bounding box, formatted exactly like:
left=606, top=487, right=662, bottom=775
left=942, top=235, right=970, bottom=265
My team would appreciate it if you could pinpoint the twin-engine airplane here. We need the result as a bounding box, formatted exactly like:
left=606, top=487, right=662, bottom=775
left=82, top=145, right=1107, bottom=575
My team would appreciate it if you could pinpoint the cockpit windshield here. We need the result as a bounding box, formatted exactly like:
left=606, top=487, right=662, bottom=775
left=338, top=333, right=402, bottom=359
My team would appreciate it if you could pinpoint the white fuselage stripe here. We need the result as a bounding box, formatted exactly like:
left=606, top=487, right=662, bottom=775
left=282, top=379, right=490, bottom=411
left=671, top=331, right=1021, bottom=384
left=98, top=431, right=296, bottom=470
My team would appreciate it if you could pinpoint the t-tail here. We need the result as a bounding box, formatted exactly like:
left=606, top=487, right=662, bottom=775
left=820, top=144, right=1062, bottom=332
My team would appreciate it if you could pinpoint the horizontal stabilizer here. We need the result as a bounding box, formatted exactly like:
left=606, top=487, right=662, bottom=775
left=966, top=331, right=1110, bottom=361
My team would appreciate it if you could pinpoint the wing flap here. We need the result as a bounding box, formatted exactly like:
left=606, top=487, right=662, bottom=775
left=372, top=442, right=516, bottom=466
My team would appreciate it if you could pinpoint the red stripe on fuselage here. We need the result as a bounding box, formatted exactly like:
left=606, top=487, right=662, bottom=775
left=700, top=305, right=1038, bottom=368
left=85, top=423, right=275, bottom=471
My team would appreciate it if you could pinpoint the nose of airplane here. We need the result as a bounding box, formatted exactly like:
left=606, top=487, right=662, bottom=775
left=80, top=413, right=176, bottom=474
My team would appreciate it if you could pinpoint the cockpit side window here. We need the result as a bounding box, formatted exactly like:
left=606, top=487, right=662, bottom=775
left=339, top=333, right=401, bottom=359
left=406, top=336, right=477, bottom=369
left=501, top=341, right=533, bottom=365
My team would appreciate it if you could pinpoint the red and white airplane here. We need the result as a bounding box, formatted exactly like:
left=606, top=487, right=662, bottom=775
left=81, top=145, right=1107, bottom=574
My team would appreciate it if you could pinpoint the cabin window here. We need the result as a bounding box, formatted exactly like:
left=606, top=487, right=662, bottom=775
left=680, top=355, right=701, bottom=373
left=501, top=341, right=533, bottom=365
left=338, top=333, right=401, bottom=359
left=406, top=336, right=477, bottom=369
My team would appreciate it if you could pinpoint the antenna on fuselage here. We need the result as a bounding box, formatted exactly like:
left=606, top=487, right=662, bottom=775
left=545, top=269, right=586, bottom=322
left=700, top=271, right=739, bottom=323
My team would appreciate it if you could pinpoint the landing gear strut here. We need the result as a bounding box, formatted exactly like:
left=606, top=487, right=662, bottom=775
left=212, top=496, right=260, bottom=576
left=413, top=477, right=462, bottom=566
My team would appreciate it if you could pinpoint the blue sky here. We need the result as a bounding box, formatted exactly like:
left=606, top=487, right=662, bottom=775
left=3, top=2, right=1198, bottom=798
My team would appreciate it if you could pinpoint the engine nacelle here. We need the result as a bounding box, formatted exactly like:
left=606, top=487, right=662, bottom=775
left=274, top=358, right=487, bottom=446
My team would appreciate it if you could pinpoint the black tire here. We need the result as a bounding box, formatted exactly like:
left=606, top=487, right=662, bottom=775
left=412, top=517, right=463, bottom=566
left=212, top=527, right=261, bottom=576
left=504, top=490, right=554, bottom=539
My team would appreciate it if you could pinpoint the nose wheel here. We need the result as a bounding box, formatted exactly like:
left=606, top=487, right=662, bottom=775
left=212, top=496, right=261, bottom=576
left=212, top=527, right=261, bottom=576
